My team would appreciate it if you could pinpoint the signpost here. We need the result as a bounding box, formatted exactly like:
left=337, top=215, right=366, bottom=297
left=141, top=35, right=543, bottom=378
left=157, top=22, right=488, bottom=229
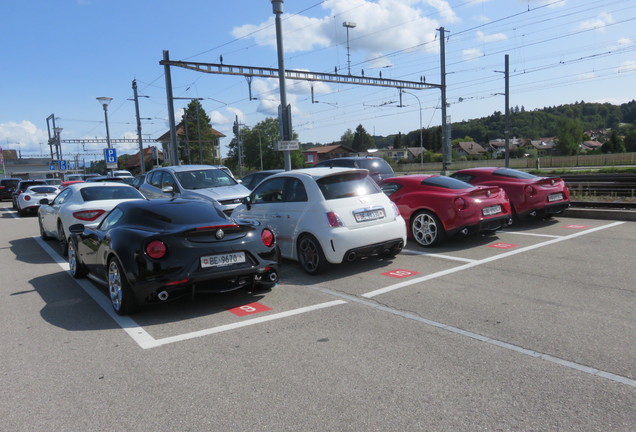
left=104, top=148, right=117, bottom=169
left=276, top=140, right=299, bottom=151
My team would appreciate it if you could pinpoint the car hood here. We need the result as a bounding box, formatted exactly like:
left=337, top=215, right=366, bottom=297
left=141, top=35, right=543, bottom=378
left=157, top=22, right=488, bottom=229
left=187, top=184, right=249, bottom=201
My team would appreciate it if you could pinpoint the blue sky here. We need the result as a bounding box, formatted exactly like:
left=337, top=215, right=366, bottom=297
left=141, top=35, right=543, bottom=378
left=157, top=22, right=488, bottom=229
left=1, top=0, right=635, bottom=162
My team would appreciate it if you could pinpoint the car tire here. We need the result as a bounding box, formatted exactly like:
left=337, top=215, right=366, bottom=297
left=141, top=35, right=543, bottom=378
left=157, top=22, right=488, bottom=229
left=297, top=234, right=329, bottom=275
left=68, top=240, right=87, bottom=278
left=107, top=257, right=138, bottom=316
left=411, top=210, right=445, bottom=247
left=57, top=221, right=68, bottom=256
left=38, top=217, right=49, bottom=239
left=18, top=206, right=26, bottom=217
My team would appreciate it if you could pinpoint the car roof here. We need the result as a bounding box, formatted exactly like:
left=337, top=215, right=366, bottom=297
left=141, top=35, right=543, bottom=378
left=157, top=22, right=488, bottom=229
left=269, top=167, right=369, bottom=181
left=66, top=182, right=136, bottom=191
left=150, top=164, right=226, bottom=173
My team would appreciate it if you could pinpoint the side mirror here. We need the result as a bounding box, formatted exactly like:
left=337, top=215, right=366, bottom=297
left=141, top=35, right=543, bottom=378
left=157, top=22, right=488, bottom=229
left=243, top=195, right=252, bottom=210
left=162, top=185, right=174, bottom=194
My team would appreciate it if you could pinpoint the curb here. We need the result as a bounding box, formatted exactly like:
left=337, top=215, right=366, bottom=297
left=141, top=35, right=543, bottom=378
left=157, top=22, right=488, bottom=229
left=564, top=207, right=636, bottom=222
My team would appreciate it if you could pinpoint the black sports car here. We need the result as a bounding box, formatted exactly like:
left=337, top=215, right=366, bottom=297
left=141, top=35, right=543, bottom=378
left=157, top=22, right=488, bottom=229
left=67, top=199, right=279, bottom=315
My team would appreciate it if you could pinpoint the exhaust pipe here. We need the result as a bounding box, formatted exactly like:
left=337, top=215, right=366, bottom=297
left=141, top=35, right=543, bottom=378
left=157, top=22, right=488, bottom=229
left=529, top=210, right=537, bottom=217
left=346, top=251, right=357, bottom=262
left=157, top=291, right=169, bottom=301
left=460, top=228, right=469, bottom=236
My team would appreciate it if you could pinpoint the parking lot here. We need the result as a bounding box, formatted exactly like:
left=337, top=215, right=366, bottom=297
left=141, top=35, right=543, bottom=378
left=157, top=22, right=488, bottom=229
left=1, top=201, right=635, bottom=431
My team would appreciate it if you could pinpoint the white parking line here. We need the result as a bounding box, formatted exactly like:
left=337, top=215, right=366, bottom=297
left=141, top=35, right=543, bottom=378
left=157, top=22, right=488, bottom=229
left=310, top=284, right=636, bottom=388
left=501, top=230, right=562, bottom=238
left=402, top=249, right=477, bottom=263
left=363, top=221, right=624, bottom=298
left=34, top=236, right=346, bottom=349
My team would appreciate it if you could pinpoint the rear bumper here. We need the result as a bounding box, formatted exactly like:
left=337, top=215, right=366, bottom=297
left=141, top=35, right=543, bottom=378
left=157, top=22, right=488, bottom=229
left=447, top=215, right=511, bottom=237
left=520, top=201, right=570, bottom=218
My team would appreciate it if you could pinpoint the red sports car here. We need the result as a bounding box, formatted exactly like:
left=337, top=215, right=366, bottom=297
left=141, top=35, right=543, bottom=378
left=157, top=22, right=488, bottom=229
left=450, top=167, right=570, bottom=220
left=380, top=175, right=512, bottom=247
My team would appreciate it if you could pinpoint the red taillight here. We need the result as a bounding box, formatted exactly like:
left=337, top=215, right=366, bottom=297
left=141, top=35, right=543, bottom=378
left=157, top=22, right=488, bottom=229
left=261, top=229, right=275, bottom=247
left=146, top=240, right=167, bottom=259
left=164, top=278, right=190, bottom=287
left=525, top=185, right=536, bottom=196
left=72, top=209, right=106, bottom=221
left=326, top=212, right=344, bottom=227
left=24, top=195, right=31, bottom=201
left=454, top=197, right=467, bottom=210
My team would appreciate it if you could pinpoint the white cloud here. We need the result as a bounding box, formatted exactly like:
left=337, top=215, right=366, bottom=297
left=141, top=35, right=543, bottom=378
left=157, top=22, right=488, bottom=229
left=578, top=12, right=614, bottom=32
left=209, top=111, right=230, bottom=125
left=462, top=48, right=483, bottom=60
left=0, top=121, right=48, bottom=154
left=226, top=107, right=245, bottom=123
left=232, top=0, right=451, bottom=57
left=617, top=61, right=636, bottom=73
left=577, top=72, right=596, bottom=80
left=476, top=30, right=507, bottom=43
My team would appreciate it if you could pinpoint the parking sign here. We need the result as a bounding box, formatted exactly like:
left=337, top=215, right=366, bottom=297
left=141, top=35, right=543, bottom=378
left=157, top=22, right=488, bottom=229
left=104, top=148, right=118, bottom=169
left=58, top=160, right=68, bottom=171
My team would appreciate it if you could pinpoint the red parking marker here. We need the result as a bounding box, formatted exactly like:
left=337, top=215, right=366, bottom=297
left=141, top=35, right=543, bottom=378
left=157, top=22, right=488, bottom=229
left=488, top=242, right=519, bottom=249
left=563, top=224, right=590, bottom=229
left=382, top=269, right=421, bottom=279
left=227, top=302, right=272, bottom=317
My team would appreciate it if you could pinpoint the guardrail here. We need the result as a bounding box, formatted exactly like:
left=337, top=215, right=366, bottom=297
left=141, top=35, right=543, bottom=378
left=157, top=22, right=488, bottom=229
left=560, top=173, right=636, bottom=198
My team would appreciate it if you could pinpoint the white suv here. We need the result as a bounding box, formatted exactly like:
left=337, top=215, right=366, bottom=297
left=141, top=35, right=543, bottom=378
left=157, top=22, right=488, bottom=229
left=231, top=167, right=407, bottom=274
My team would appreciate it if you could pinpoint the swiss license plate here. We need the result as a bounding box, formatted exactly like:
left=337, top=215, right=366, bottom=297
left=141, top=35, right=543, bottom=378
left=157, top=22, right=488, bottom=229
left=201, top=252, right=245, bottom=268
left=548, top=193, right=564, bottom=202
left=482, top=205, right=502, bottom=216
left=353, top=207, right=385, bottom=222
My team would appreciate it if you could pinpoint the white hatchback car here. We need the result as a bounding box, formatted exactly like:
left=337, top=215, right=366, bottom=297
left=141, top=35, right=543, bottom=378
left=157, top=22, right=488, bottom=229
left=38, top=182, right=145, bottom=255
left=231, top=167, right=407, bottom=274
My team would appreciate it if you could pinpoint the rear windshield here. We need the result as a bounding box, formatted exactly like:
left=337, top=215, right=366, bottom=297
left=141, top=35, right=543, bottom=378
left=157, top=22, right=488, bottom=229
left=493, top=168, right=537, bottom=179
left=317, top=172, right=381, bottom=200
left=422, top=176, right=474, bottom=190
left=356, top=159, right=395, bottom=175
left=80, top=186, right=144, bottom=202
left=29, top=186, right=58, bottom=193
left=1, top=180, right=19, bottom=187
left=124, top=201, right=228, bottom=230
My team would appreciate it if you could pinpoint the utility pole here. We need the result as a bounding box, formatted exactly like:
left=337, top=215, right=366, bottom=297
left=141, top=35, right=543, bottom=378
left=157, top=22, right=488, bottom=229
left=233, top=115, right=244, bottom=177
left=132, top=79, right=146, bottom=174
left=163, top=50, right=180, bottom=166
left=439, top=27, right=451, bottom=175
left=504, top=54, right=510, bottom=168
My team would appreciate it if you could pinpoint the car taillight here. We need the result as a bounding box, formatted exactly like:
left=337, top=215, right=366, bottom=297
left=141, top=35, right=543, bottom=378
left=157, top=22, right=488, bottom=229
left=525, top=185, right=536, bottom=196
left=261, top=229, right=275, bottom=247
left=454, top=197, right=467, bottom=210
left=72, top=209, right=106, bottom=221
left=391, top=202, right=401, bottom=217
left=146, top=240, right=167, bottom=259
left=24, top=195, right=31, bottom=201
left=326, top=212, right=344, bottom=227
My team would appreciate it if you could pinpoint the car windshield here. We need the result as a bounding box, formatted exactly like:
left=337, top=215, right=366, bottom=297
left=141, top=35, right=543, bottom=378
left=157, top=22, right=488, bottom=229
left=493, top=168, right=537, bottom=179
left=80, top=186, right=144, bottom=202
left=317, top=172, right=381, bottom=200
left=421, top=176, right=474, bottom=190
left=29, top=186, right=58, bottom=193
left=176, top=169, right=237, bottom=190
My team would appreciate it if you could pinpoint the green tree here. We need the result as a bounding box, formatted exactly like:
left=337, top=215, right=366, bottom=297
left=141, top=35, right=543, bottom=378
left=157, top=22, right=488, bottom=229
left=624, top=130, right=636, bottom=152
left=225, top=117, right=303, bottom=174
left=340, top=129, right=354, bottom=148
left=352, top=124, right=373, bottom=152
left=180, top=99, right=218, bottom=165
left=556, top=118, right=582, bottom=155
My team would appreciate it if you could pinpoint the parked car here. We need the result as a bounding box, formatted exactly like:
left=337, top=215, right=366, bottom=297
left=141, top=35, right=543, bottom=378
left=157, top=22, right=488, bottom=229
left=131, top=174, right=146, bottom=189
left=85, top=176, right=127, bottom=183
left=15, top=185, right=60, bottom=216
left=12, top=179, right=47, bottom=209
left=44, top=178, right=62, bottom=187
left=139, top=165, right=250, bottom=216
left=232, top=167, right=407, bottom=274
left=450, top=167, right=571, bottom=220
left=38, top=182, right=145, bottom=255
left=380, top=175, right=512, bottom=247
left=0, top=178, right=21, bottom=201
left=240, top=169, right=284, bottom=190
left=67, top=199, right=279, bottom=315
left=312, top=156, right=395, bottom=184
left=60, top=180, right=85, bottom=190
left=109, top=170, right=133, bottom=178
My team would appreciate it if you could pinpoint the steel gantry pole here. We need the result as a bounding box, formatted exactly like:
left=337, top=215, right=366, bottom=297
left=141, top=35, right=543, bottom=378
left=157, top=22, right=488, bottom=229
left=272, top=0, right=293, bottom=171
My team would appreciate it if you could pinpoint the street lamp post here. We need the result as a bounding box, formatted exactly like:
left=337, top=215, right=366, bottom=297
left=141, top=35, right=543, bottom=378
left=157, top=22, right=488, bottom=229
left=401, top=90, right=423, bottom=168
left=343, top=22, right=356, bottom=75
left=96, top=97, right=113, bottom=149
left=271, top=0, right=292, bottom=171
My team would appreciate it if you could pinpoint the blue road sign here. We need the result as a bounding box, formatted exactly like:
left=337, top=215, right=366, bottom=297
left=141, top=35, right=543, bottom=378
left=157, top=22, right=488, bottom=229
left=49, top=161, right=57, bottom=171
left=58, top=160, right=68, bottom=171
left=104, top=148, right=117, bottom=164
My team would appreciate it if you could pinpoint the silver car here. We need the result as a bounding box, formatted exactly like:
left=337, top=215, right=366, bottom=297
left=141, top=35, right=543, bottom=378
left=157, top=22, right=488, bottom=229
left=139, top=165, right=250, bottom=215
